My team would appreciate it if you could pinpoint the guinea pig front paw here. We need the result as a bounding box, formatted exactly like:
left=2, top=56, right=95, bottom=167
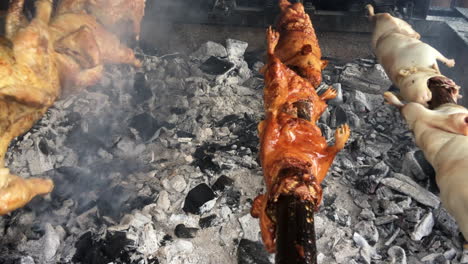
left=445, top=59, right=455, bottom=68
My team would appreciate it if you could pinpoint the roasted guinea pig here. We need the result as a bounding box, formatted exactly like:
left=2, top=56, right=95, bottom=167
left=367, top=5, right=458, bottom=106
left=56, top=0, right=146, bottom=41
left=384, top=92, right=468, bottom=244
left=49, top=12, right=141, bottom=93
left=251, top=27, right=350, bottom=253
left=0, top=0, right=57, bottom=214
left=271, top=0, right=327, bottom=88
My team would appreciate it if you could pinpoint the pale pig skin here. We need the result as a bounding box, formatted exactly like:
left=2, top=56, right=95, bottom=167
left=385, top=92, right=468, bottom=242
left=367, top=5, right=456, bottom=106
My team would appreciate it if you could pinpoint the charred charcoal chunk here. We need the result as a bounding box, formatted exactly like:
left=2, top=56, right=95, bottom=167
left=237, top=239, right=272, bottom=264
left=97, top=185, right=137, bottom=222
left=73, top=231, right=132, bottom=264
left=355, top=175, right=380, bottom=194
left=212, top=175, right=235, bottom=192
left=193, top=144, right=223, bottom=173
left=129, top=113, right=163, bottom=141
left=132, top=72, right=153, bottom=104
left=225, top=189, right=241, bottom=209
left=174, top=224, right=199, bottom=239
left=199, top=214, right=217, bottom=228
left=183, top=184, right=216, bottom=215
left=199, top=56, right=234, bottom=75
left=176, top=130, right=195, bottom=138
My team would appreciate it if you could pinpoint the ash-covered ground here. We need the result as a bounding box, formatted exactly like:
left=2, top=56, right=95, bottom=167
left=0, top=39, right=466, bottom=264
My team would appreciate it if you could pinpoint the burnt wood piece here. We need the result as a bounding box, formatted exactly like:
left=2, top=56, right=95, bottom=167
left=275, top=194, right=317, bottom=264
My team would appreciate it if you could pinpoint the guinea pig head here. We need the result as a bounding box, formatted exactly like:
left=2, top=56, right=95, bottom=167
left=434, top=104, right=468, bottom=136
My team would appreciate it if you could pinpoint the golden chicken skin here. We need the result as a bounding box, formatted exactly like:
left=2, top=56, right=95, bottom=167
left=251, top=27, right=350, bottom=253
left=56, top=0, right=146, bottom=41
left=272, top=0, right=327, bottom=88
left=0, top=0, right=57, bottom=215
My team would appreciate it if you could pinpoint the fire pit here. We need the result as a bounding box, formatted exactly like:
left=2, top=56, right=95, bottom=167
left=1, top=0, right=468, bottom=264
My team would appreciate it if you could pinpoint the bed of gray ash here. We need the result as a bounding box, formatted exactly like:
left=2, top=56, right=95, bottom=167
left=0, top=39, right=466, bottom=264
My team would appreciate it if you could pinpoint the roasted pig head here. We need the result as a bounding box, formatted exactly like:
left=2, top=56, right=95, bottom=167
left=385, top=92, right=468, bottom=244
left=56, top=0, right=146, bottom=41
left=271, top=0, right=327, bottom=88
left=251, top=27, right=350, bottom=253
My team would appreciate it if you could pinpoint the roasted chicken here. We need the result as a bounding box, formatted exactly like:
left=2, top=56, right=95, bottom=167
left=271, top=0, right=327, bottom=88
left=0, top=0, right=58, bottom=214
left=367, top=5, right=458, bottom=106
left=49, top=12, right=141, bottom=93
left=251, top=27, right=350, bottom=253
left=56, top=0, right=146, bottom=41
left=385, top=92, right=468, bottom=245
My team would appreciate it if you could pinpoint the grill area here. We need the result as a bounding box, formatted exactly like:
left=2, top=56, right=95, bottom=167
left=2, top=1, right=468, bottom=264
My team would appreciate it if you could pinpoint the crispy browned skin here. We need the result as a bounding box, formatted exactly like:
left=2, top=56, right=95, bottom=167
left=56, top=0, right=146, bottom=40
left=273, top=0, right=327, bottom=88
left=251, top=27, right=350, bottom=253
left=0, top=0, right=58, bottom=214
left=0, top=168, right=54, bottom=215
left=49, top=12, right=141, bottom=93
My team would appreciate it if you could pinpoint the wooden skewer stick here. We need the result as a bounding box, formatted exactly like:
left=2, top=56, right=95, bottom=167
left=275, top=194, right=317, bottom=264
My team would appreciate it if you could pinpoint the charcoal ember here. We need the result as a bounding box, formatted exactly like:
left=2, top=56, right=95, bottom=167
left=212, top=175, right=235, bottom=192
left=166, top=58, right=190, bottom=78
left=388, top=246, right=407, bottom=264
left=225, top=189, right=241, bottom=209
left=132, top=72, right=153, bottom=103
left=355, top=221, right=379, bottom=244
left=328, top=83, right=343, bottom=106
left=330, top=105, right=348, bottom=128
left=193, top=143, right=223, bottom=173
left=174, top=224, right=199, bottom=239
left=199, top=215, right=217, bottom=229
left=411, top=212, right=435, bottom=241
left=97, top=185, right=139, bottom=222
left=199, top=57, right=235, bottom=75
left=355, top=175, right=380, bottom=194
left=73, top=231, right=133, bottom=264
left=381, top=173, right=440, bottom=208
left=226, top=39, right=248, bottom=60
left=48, top=167, right=106, bottom=212
left=402, top=151, right=436, bottom=182
left=369, top=161, right=390, bottom=178
left=65, top=126, right=108, bottom=159
left=183, top=184, right=216, bottom=214
left=191, top=41, right=228, bottom=61
left=340, top=63, right=391, bottom=94
left=327, top=208, right=351, bottom=226
left=237, top=239, right=271, bottom=264
left=348, top=90, right=384, bottom=112
left=433, top=206, right=460, bottom=238
left=129, top=113, right=165, bottom=141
